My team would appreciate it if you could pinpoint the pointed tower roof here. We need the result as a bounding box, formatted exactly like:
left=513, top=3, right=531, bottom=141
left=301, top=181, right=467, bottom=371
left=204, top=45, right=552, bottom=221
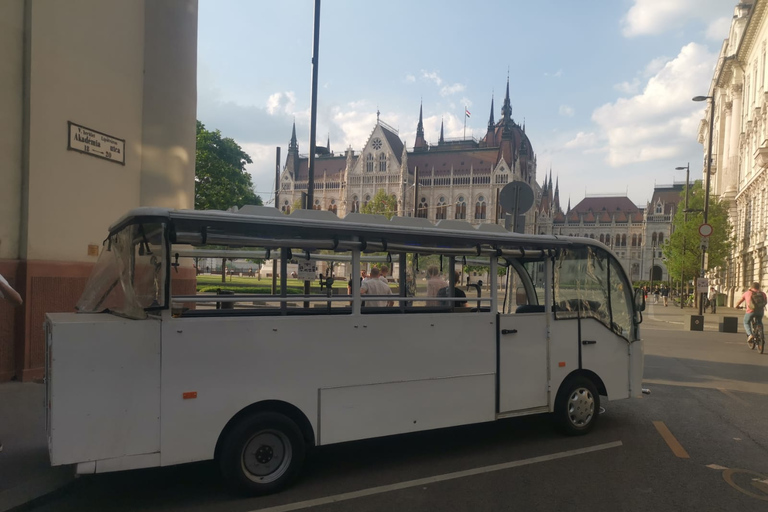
left=414, top=101, right=427, bottom=151
left=487, top=95, right=495, bottom=131
left=289, top=120, right=298, bottom=153
left=553, top=176, right=561, bottom=213
left=439, top=118, right=444, bottom=144
left=567, top=197, right=571, bottom=214
left=326, top=134, right=331, bottom=154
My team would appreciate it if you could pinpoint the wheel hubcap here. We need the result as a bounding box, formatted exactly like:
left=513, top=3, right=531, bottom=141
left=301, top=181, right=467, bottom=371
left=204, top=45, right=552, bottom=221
left=241, top=430, right=292, bottom=483
left=567, top=387, right=595, bottom=427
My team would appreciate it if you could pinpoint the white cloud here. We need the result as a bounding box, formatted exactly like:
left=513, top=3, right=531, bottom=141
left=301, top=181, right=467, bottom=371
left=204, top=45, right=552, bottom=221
left=622, top=0, right=728, bottom=37
left=440, top=83, right=466, bottom=96
left=559, top=105, right=575, bottom=117
left=405, top=74, right=416, bottom=83
left=266, top=91, right=296, bottom=115
left=614, top=79, right=641, bottom=94
left=545, top=70, right=563, bottom=78
left=706, top=16, right=731, bottom=41
left=420, top=70, right=443, bottom=86
left=591, top=42, right=717, bottom=167
left=564, top=132, right=599, bottom=149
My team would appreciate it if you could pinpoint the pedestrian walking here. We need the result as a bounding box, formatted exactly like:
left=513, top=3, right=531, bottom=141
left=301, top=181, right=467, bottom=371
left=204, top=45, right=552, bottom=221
left=661, top=285, right=669, bottom=307
left=707, top=286, right=717, bottom=314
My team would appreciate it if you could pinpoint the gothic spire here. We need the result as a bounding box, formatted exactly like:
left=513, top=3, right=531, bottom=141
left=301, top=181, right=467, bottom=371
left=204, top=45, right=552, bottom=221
left=289, top=120, right=298, bottom=153
left=326, top=134, right=331, bottom=154
left=501, top=75, right=513, bottom=138
left=414, top=101, right=427, bottom=150
left=439, top=118, right=444, bottom=144
left=488, top=95, right=495, bottom=130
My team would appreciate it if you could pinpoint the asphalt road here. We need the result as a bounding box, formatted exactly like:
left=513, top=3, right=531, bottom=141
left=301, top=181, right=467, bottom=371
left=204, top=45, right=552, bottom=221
left=28, top=307, right=768, bottom=511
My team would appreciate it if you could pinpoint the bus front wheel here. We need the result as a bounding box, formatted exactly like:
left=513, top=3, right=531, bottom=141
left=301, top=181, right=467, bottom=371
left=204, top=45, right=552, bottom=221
left=219, top=412, right=306, bottom=495
left=555, top=376, right=599, bottom=435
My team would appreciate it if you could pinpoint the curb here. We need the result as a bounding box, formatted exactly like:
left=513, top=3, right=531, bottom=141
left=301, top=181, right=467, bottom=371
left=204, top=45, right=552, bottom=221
left=0, top=466, right=75, bottom=512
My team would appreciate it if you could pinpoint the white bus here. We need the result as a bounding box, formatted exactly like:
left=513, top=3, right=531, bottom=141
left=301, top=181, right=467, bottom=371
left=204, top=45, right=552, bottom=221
left=45, top=206, right=646, bottom=494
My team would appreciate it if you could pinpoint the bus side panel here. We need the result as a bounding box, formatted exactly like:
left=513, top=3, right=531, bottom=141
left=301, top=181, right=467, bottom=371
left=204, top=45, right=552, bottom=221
left=580, top=318, right=630, bottom=400
left=159, top=314, right=496, bottom=466
left=46, top=313, right=161, bottom=466
left=548, top=318, right=579, bottom=410
left=319, top=374, right=495, bottom=445
left=629, top=337, right=644, bottom=398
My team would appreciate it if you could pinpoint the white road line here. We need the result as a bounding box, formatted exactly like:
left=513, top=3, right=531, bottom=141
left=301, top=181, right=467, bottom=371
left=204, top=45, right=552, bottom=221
left=248, top=441, right=623, bottom=512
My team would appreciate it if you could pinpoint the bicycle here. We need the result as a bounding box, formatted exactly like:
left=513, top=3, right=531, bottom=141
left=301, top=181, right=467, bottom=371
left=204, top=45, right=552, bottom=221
left=748, top=315, right=765, bottom=354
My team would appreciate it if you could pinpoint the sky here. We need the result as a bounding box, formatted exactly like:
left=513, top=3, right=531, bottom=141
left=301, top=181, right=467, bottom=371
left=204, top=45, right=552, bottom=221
left=197, top=0, right=734, bottom=209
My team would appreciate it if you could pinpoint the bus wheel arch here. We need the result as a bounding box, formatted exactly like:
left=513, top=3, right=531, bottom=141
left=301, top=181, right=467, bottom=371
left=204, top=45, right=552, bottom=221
left=554, top=371, right=604, bottom=435
left=215, top=400, right=316, bottom=463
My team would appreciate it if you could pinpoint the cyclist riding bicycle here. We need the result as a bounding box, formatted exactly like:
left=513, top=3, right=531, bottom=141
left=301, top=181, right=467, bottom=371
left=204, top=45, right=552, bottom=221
left=735, top=282, right=766, bottom=345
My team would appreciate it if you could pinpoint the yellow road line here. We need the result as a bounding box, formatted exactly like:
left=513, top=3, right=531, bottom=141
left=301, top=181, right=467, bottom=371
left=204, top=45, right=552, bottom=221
left=719, top=388, right=750, bottom=406
left=653, top=421, right=690, bottom=459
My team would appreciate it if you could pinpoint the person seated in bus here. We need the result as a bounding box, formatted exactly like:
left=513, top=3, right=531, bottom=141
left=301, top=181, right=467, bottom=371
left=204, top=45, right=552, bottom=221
left=360, top=267, right=393, bottom=307
left=378, top=265, right=390, bottom=283
left=437, top=272, right=467, bottom=307
left=426, top=265, right=448, bottom=306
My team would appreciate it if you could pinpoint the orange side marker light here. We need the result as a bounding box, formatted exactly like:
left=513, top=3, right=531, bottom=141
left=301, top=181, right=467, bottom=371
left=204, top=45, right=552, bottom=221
left=558, top=362, right=566, bottom=367
left=182, top=391, right=198, bottom=400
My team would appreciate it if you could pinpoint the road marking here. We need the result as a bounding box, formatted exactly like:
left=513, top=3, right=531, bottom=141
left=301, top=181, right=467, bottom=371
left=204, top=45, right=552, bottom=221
left=248, top=441, right=623, bottom=512
left=707, top=464, right=729, bottom=470
left=643, top=379, right=768, bottom=396
left=653, top=421, right=690, bottom=459
left=722, top=468, right=768, bottom=501
left=719, top=388, right=750, bottom=406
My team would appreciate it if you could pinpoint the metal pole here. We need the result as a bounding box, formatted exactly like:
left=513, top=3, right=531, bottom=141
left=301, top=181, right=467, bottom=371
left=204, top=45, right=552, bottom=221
left=681, top=163, right=689, bottom=309
left=306, top=0, right=321, bottom=209
left=699, top=99, right=715, bottom=315
left=272, top=147, right=280, bottom=295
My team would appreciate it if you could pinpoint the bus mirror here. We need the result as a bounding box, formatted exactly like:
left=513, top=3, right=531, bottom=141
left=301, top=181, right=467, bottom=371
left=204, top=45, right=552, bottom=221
left=634, top=288, right=646, bottom=312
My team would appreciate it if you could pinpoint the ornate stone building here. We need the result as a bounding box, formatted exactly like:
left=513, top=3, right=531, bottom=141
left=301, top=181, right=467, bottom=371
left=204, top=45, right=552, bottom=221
left=700, top=0, right=768, bottom=305
left=278, top=80, right=541, bottom=229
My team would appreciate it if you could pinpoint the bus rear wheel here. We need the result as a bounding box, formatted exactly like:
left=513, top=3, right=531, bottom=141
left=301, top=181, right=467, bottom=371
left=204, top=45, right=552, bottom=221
left=219, top=412, right=306, bottom=495
left=555, top=376, right=599, bottom=435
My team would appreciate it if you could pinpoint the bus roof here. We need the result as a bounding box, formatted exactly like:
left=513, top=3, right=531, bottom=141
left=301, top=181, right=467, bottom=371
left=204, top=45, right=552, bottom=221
left=109, top=206, right=610, bottom=254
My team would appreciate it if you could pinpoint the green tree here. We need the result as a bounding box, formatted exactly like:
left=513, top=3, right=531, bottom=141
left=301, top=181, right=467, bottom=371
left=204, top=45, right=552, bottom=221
left=662, top=180, right=733, bottom=287
left=195, top=121, right=262, bottom=210
left=360, top=189, right=398, bottom=219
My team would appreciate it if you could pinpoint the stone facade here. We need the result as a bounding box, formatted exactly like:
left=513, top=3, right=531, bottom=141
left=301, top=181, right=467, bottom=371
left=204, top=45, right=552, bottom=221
left=279, top=80, right=542, bottom=230
left=700, top=0, right=768, bottom=305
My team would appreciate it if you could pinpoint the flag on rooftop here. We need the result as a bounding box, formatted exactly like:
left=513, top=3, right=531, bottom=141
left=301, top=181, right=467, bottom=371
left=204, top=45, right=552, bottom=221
left=465, top=108, right=471, bottom=118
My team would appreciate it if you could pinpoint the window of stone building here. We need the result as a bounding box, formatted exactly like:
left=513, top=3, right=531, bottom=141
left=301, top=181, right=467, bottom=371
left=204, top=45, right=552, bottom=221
left=314, top=199, right=321, bottom=210
left=366, top=153, right=374, bottom=172
left=475, top=196, right=487, bottom=220
left=631, top=234, right=637, bottom=247
left=364, top=194, right=371, bottom=208
left=417, top=197, right=429, bottom=218
left=436, top=197, right=447, bottom=220
left=379, top=153, right=387, bottom=172
left=351, top=196, right=360, bottom=213
left=651, top=232, right=657, bottom=246
left=329, top=200, right=337, bottom=215
left=455, top=196, right=467, bottom=220
left=281, top=200, right=291, bottom=215
left=657, top=233, right=664, bottom=244
left=655, top=201, right=662, bottom=214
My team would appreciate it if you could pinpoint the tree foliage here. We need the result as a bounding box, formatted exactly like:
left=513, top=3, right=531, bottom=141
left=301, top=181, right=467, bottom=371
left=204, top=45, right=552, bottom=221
left=360, top=189, right=398, bottom=219
left=662, top=180, right=733, bottom=284
left=195, top=121, right=262, bottom=210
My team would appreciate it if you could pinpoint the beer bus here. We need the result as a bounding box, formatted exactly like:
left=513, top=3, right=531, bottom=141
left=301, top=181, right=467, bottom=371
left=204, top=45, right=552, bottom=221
left=45, top=205, right=645, bottom=494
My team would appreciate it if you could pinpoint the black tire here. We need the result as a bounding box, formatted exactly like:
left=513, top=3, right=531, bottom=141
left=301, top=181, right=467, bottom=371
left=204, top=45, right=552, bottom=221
left=219, top=412, right=306, bottom=495
left=758, top=325, right=765, bottom=354
left=554, top=376, right=600, bottom=436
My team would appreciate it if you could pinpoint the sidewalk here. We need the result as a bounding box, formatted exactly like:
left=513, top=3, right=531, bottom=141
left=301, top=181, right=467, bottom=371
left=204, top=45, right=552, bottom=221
left=0, top=382, right=74, bottom=512
left=642, top=300, right=750, bottom=333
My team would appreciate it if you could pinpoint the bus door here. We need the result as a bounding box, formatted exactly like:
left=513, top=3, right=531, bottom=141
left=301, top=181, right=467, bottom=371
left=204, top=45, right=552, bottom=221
left=497, top=258, right=549, bottom=414
left=554, top=248, right=633, bottom=401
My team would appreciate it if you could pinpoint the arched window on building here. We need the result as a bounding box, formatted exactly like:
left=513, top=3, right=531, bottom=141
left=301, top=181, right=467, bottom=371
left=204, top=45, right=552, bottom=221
left=364, top=194, right=371, bottom=208
left=605, top=234, right=611, bottom=246
left=378, top=153, right=386, bottom=172
left=621, top=234, right=627, bottom=246
left=436, top=197, right=447, bottom=220
left=657, top=233, right=664, bottom=244
left=314, top=199, right=321, bottom=211
left=366, top=154, right=374, bottom=172
left=329, top=199, right=337, bottom=216
left=417, top=197, right=428, bottom=218
left=281, top=200, right=291, bottom=215
left=351, top=195, right=360, bottom=213
left=651, top=232, right=658, bottom=246
left=638, top=234, right=642, bottom=246
left=475, top=196, right=487, bottom=220
left=655, top=201, right=662, bottom=214
left=599, top=234, right=605, bottom=244
left=631, top=234, right=637, bottom=247
left=455, top=196, right=466, bottom=220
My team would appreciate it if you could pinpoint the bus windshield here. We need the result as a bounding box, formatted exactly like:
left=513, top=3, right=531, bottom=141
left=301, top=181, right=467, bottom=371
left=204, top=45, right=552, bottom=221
left=76, top=222, right=167, bottom=319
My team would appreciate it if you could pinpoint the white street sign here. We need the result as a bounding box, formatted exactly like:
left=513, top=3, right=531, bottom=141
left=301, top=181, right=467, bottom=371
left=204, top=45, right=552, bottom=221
left=697, top=278, right=709, bottom=294
left=297, top=260, right=317, bottom=281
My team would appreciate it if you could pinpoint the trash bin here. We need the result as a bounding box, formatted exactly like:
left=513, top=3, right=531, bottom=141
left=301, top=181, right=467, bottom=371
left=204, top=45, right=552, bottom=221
left=217, top=289, right=235, bottom=309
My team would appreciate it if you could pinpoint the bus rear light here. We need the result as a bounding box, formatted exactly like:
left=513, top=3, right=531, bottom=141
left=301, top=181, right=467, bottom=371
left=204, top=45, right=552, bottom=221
left=182, top=392, right=197, bottom=399
left=558, top=362, right=566, bottom=367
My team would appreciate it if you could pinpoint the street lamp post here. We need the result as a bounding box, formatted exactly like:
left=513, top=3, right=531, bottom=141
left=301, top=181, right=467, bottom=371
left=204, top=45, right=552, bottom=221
left=693, top=95, right=715, bottom=316
left=675, top=164, right=690, bottom=309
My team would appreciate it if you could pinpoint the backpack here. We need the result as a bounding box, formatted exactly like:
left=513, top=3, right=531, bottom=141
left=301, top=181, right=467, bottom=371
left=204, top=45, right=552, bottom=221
left=749, top=291, right=767, bottom=312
